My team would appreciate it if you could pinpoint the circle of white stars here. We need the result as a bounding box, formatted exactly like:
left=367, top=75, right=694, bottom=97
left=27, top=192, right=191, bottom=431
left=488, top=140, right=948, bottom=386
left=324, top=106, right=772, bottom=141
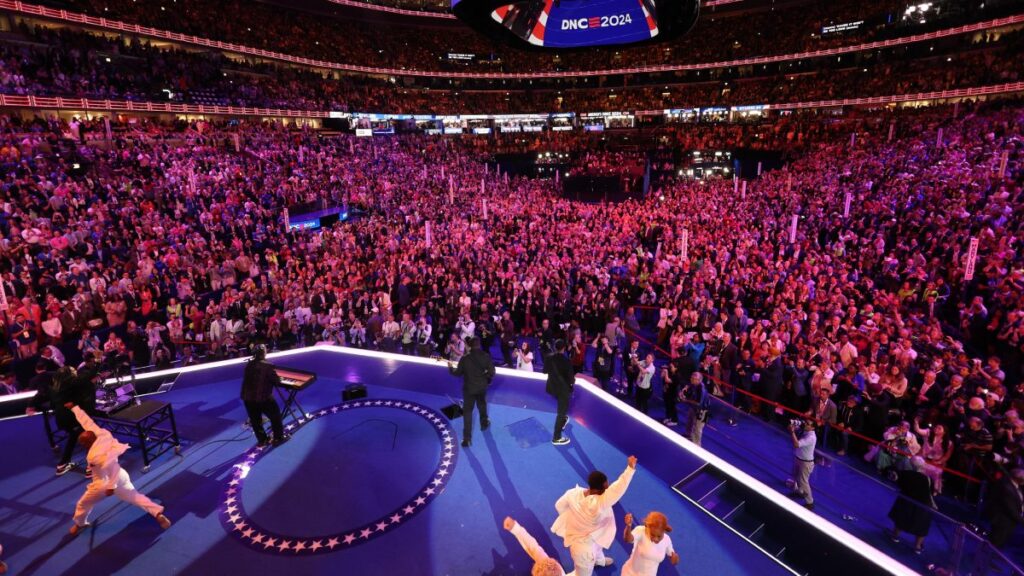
left=220, top=399, right=457, bottom=555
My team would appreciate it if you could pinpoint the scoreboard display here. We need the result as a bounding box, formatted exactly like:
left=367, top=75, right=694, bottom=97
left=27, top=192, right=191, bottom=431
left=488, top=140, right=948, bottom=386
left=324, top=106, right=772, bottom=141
left=453, top=0, right=698, bottom=51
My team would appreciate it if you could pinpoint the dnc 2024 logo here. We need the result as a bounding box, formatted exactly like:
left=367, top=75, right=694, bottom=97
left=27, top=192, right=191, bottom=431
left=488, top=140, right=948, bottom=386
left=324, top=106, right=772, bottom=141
left=561, top=13, right=634, bottom=31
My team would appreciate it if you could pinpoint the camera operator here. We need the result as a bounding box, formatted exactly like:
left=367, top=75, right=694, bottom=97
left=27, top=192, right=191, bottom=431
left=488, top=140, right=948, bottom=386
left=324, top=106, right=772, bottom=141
left=623, top=340, right=642, bottom=398
left=788, top=419, right=818, bottom=510
left=414, top=317, right=434, bottom=357
left=635, top=354, right=656, bottom=414
left=683, top=372, right=711, bottom=445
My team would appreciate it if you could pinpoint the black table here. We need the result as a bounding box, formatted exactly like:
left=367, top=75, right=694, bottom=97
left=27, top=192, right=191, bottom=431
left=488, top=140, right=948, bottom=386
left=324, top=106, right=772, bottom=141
left=100, top=400, right=181, bottom=471
left=44, top=400, right=181, bottom=472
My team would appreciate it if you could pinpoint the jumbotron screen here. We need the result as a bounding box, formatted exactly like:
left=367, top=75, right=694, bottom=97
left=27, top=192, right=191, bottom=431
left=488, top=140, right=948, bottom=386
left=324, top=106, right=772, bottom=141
left=453, top=0, right=696, bottom=50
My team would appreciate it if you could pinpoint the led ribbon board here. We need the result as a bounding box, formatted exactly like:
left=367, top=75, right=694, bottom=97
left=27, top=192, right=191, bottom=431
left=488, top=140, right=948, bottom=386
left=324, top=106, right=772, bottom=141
left=454, top=0, right=698, bottom=50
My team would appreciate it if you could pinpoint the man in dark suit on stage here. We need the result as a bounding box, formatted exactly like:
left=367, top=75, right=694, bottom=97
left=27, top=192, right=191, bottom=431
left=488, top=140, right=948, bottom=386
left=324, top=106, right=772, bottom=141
left=545, top=340, right=575, bottom=446
left=449, top=337, right=495, bottom=448
left=240, top=345, right=288, bottom=448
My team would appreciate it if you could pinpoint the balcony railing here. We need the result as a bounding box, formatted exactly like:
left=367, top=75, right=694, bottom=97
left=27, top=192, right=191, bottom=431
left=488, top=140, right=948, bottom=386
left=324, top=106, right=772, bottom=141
left=0, top=0, right=1021, bottom=80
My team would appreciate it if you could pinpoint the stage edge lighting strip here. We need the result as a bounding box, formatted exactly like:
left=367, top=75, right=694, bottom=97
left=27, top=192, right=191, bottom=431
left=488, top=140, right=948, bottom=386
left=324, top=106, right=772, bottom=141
left=91, top=344, right=915, bottom=575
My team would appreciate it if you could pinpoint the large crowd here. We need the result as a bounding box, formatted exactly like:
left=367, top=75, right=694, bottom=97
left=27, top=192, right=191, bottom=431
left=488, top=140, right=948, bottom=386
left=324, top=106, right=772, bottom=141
left=0, top=23, right=1021, bottom=116
left=51, top=0, right=1012, bottom=73
left=2, top=99, right=1023, bottom=513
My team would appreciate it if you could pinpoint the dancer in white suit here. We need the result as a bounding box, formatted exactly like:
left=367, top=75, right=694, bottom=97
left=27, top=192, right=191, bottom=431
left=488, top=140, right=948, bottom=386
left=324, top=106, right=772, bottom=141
left=66, top=404, right=172, bottom=535
left=551, top=455, right=637, bottom=575
left=503, top=517, right=566, bottom=576
left=621, top=512, right=679, bottom=576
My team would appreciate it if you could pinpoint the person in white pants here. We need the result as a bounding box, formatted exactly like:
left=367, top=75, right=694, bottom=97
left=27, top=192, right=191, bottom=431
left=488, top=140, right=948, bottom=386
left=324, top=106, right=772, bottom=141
left=503, top=517, right=566, bottom=576
left=65, top=404, right=171, bottom=535
left=551, top=455, right=637, bottom=576
left=621, top=512, right=679, bottom=576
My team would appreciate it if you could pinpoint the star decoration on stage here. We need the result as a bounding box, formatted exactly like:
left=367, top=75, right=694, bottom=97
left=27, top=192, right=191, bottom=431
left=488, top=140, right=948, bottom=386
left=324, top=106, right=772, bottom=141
left=219, top=398, right=458, bottom=555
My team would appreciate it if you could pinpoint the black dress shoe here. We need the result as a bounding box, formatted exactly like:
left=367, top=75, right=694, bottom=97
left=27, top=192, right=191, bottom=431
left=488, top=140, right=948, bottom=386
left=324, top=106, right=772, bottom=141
left=272, top=435, right=290, bottom=447
left=461, top=439, right=471, bottom=447
left=481, top=421, right=490, bottom=432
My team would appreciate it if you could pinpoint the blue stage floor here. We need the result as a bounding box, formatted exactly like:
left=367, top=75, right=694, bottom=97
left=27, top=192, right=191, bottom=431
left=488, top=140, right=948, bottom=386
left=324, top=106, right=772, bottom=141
left=0, top=350, right=799, bottom=576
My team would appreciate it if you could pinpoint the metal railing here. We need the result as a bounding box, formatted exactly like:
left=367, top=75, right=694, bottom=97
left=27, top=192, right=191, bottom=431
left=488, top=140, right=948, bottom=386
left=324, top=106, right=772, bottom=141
left=2, top=82, right=1023, bottom=119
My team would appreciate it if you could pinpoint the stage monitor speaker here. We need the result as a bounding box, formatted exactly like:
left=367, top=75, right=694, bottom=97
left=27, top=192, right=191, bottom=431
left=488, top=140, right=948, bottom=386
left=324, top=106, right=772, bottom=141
left=441, top=403, right=463, bottom=420
left=343, top=383, right=367, bottom=401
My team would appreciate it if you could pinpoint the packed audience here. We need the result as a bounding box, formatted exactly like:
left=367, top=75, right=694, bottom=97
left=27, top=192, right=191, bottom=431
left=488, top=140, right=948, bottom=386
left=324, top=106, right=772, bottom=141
left=1, top=23, right=1021, bottom=115
left=2, top=100, right=1023, bottom=515
left=55, top=0, right=1012, bottom=73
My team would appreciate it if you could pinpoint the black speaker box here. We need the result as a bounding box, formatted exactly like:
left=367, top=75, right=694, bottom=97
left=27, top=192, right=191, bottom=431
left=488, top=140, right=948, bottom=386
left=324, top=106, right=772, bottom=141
left=342, top=383, right=367, bottom=401
left=441, top=403, right=463, bottom=420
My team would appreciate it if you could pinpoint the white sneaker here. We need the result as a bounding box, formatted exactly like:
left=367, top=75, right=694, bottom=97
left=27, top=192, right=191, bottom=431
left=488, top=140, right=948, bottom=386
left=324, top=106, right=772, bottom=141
left=595, top=557, right=615, bottom=567
left=552, top=437, right=571, bottom=446
left=665, top=420, right=678, bottom=427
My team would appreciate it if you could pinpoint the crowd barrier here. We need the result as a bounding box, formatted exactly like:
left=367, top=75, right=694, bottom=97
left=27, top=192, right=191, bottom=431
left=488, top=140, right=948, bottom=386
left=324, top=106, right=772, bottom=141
left=619, top=325, right=984, bottom=484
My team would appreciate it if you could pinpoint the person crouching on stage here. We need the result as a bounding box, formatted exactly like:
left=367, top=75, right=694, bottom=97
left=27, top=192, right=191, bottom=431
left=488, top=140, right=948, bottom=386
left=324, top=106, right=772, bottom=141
left=64, top=403, right=171, bottom=535
left=241, top=345, right=288, bottom=448
left=621, top=512, right=680, bottom=576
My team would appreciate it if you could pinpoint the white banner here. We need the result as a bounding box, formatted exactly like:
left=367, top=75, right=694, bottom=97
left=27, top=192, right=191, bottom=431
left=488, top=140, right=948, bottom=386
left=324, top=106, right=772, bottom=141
left=888, top=122, right=895, bottom=143
left=965, top=237, right=979, bottom=280
left=757, top=161, right=763, bottom=176
left=681, top=229, right=689, bottom=261
left=741, top=180, right=747, bottom=198
left=789, top=214, right=799, bottom=243
left=425, top=221, right=432, bottom=248
left=482, top=198, right=488, bottom=220
left=0, top=279, right=8, bottom=312
left=843, top=192, right=852, bottom=218
left=850, top=132, right=856, bottom=147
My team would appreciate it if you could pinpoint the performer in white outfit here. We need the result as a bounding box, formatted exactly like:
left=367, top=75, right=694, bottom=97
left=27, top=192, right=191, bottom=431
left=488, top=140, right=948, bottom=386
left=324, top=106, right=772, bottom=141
left=621, top=512, right=679, bottom=576
left=551, top=456, right=638, bottom=575
left=66, top=404, right=172, bottom=535
left=503, top=517, right=566, bottom=576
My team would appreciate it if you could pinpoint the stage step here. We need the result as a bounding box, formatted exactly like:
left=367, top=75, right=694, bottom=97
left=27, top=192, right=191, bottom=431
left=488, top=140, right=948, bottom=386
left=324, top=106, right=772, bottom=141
left=673, top=465, right=807, bottom=574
